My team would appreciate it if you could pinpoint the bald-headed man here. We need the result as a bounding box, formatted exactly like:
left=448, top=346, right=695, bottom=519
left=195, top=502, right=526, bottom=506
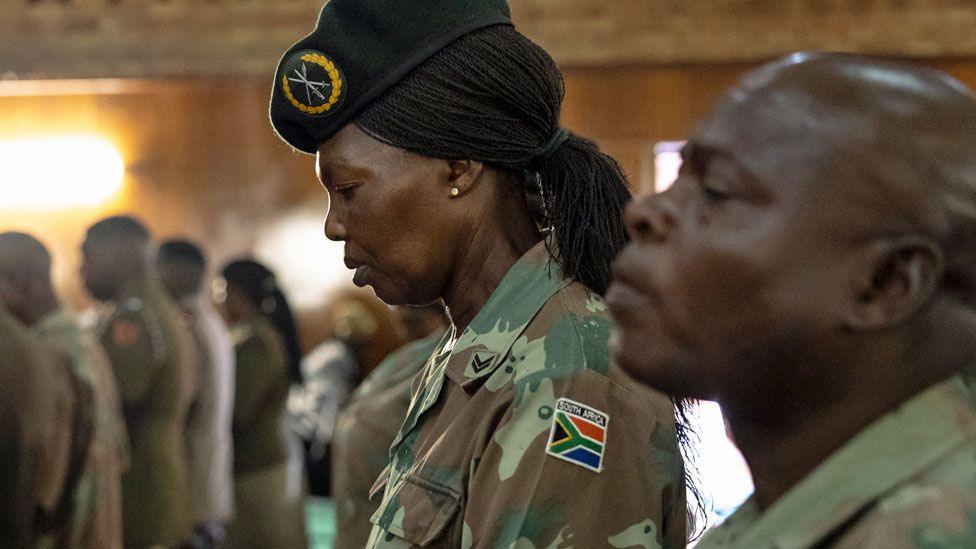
left=157, top=239, right=235, bottom=549
left=608, top=52, right=976, bottom=548
left=0, top=231, right=127, bottom=548
left=82, top=216, right=198, bottom=548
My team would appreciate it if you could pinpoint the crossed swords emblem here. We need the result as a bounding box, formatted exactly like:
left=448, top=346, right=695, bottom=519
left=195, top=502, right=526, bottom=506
left=288, top=62, right=333, bottom=105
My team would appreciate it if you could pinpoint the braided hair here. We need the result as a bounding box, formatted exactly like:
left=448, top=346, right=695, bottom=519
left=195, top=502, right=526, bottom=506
left=221, top=259, right=304, bottom=385
left=355, top=25, right=629, bottom=296
left=355, top=24, right=704, bottom=536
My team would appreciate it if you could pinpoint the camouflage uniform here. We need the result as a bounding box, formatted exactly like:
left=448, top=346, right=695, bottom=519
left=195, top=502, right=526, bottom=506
left=366, top=242, right=687, bottom=548
left=36, top=309, right=128, bottom=549
left=698, top=377, right=976, bottom=549
left=0, top=309, right=91, bottom=548
left=97, top=278, right=197, bottom=548
left=332, top=335, right=441, bottom=549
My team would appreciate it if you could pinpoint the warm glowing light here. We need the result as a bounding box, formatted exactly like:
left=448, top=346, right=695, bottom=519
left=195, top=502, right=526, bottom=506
left=0, top=136, right=124, bottom=210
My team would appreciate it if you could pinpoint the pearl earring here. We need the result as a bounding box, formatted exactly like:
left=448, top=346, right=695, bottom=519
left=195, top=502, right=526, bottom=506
left=450, top=187, right=460, bottom=197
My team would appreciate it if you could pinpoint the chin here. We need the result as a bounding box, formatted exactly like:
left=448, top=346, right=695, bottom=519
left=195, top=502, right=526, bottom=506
left=613, top=331, right=711, bottom=400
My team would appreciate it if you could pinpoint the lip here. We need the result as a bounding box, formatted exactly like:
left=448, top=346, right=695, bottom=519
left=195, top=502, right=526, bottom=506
left=343, top=256, right=362, bottom=270
left=605, top=281, right=647, bottom=321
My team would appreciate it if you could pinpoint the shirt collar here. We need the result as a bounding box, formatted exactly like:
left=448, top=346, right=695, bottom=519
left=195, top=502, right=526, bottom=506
left=708, top=377, right=976, bottom=548
left=442, top=240, right=570, bottom=392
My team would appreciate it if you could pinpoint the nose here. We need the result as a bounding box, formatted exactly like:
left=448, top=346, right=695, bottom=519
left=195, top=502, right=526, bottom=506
left=624, top=194, right=676, bottom=243
left=324, top=207, right=347, bottom=242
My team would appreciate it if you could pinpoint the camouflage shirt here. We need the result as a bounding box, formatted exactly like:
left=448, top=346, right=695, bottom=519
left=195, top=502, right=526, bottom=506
left=36, top=309, right=128, bottom=549
left=333, top=335, right=441, bottom=549
left=366, top=242, right=687, bottom=548
left=97, top=277, right=197, bottom=547
left=698, top=377, right=976, bottom=549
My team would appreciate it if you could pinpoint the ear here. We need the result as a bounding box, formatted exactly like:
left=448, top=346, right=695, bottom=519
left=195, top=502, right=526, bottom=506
left=445, top=159, right=485, bottom=197
left=844, top=236, right=945, bottom=330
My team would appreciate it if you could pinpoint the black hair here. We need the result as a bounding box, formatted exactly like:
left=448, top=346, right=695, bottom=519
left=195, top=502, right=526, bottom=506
left=86, top=215, right=150, bottom=243
left=355, top=25, right=629, bottom=296
left=221, top=259, right=304, bottom=385
left=354, top=24, right=704, bottom=536
left=157, top=239, right=206, bottom=269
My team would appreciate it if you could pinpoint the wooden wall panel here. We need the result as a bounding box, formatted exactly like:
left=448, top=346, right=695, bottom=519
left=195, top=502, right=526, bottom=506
left=2, top=0, right=976, bottom=78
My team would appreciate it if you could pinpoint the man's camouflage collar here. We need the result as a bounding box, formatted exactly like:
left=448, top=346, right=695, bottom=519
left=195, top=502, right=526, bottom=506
left=701, top=377, right=976, bottom=548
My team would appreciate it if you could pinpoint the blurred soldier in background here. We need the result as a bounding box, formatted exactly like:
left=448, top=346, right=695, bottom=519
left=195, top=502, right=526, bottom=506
left=157, top=240, right=235, bottom=549
left=217, top=259, right=307, bottom=549
left=331, top=305, right=446, bottom=548
left=0, top=231, right=126, bottom=548
left=290, top=290, right=407, bottom=497
left=82, top=216, right=197, bottom=549
left=0, top=306, right=92, bottom=548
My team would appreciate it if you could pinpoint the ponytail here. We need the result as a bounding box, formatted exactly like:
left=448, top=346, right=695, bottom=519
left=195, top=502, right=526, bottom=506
left=221, top=259, right=305, bottom=385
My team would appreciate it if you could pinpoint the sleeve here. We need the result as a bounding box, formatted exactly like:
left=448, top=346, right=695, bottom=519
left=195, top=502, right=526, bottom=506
left=99, top=310, right=160, bottom=408
left=463, top=318, right=687, bottom=548
left=232, top=336, right=279, bottom=429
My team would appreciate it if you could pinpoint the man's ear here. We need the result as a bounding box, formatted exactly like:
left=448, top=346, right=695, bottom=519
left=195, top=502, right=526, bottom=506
left=844, top=236, right=945, bottom=330
left=444, top=159, right=485, bottom=197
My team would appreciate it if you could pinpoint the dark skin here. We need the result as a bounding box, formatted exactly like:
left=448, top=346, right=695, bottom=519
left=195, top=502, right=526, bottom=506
left=0, top=232, right=60, bottom=327
left=81, top=232, right=151, bottom=303
left=607, top=53, right=976, bottom=510
left=316, top=124, right=541, bottom=332
left=156, top=258, right=204, bottom=304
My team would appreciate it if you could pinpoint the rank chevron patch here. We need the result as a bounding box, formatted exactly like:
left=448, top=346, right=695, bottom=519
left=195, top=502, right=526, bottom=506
left=545, top=398, right=608, bottom=472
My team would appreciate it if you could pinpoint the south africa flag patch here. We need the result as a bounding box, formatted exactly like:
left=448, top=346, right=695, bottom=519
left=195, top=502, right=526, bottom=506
left=545, top=398, right=608, bottom=473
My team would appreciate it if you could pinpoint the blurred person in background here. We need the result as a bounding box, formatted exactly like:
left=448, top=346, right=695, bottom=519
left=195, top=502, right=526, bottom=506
left=290, top=289, right=407, bottom=497
left=331, top=305, right=447, bottom=548
left=82, top=215, right=198, bottom=549
left=609, top=53, right=976, bottom=548
left=269, top=1, right=695, bottom=546
left=0, top=231, right=126, bottom=549
left=0, top=304, right=92, bottom=548
left=216, top=259, right=307, bottom=549
left=157, top=240, right=235, bottom=549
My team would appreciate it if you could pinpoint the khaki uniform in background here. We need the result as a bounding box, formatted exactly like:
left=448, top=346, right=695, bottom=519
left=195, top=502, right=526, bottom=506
left=0, top=309, right=92, bottom=548
left=366, top=242, right=687, bottom=548
left=180, top=299, right=236, bottom=530
left=36, top=309, right=128, bottom=549
left=97, top=278, right=197, bottom=548
left=698, top=377, right=976, bottom=549
left=225, top=314, right=306, bottom=549
left=332, top=335, right=441, bottom=549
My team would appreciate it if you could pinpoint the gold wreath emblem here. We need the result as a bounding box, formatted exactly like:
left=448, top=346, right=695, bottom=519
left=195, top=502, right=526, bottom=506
left=282, top=52, right=344, bottom=115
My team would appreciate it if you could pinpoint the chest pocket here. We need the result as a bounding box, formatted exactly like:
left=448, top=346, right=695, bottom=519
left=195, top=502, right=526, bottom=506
left=370, top=471, right=461, bottom=546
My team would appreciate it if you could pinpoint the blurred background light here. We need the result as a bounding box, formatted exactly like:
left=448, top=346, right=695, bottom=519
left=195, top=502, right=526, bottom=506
left=0, top=136, right=124, bottom=211
left=253, top=206, right=352, bottom=310
left=654, top=140, right=685, bottom=193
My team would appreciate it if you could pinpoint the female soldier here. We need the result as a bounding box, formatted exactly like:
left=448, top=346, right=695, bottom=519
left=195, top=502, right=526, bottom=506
left=216, top=259, right=307, bottom=549
left=270, top=1, right=698, bottom=547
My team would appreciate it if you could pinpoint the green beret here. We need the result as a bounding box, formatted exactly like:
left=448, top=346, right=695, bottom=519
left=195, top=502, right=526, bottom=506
left=270, top=0, right=513, bottom=154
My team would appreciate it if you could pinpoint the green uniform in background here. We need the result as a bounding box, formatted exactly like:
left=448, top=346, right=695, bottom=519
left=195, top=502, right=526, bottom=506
left=698, top=377, right=976, bottom=549
left=366, top=242, right=687, bottom=548
left=36, top=309, right=128, bottom=549
left=97, top=278, right=197, bottom=548
left=332, top=335, right=441, bottom=549
left=225, top=314, right=306, bottom=549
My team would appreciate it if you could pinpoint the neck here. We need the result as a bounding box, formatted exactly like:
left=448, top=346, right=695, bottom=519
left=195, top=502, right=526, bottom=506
left=725, top=341, right=955, bottom=511
left=441, top=216, right=540, bottom=334
left=22, top=291, right=60, bottom=327
left=111, top=271, right=148, bottom=303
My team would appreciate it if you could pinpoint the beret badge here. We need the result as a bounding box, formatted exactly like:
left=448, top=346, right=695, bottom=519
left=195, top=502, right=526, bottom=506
left=280, top=49, right=345, bottom=116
